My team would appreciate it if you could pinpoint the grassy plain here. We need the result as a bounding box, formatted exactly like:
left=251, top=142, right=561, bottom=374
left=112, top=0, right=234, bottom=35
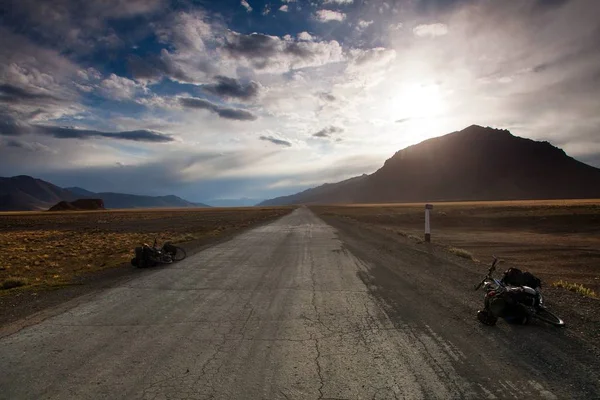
left=312, top=200, right=600, bottom=294
left=0, top=207, right=292, bottom=292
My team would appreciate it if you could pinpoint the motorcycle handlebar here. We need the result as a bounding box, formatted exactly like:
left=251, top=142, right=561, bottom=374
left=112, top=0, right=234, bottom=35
left=474, top=256, right=500, bottom=291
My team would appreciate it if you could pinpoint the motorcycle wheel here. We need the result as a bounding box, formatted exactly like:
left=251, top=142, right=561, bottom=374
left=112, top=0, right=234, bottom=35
left=163, top=243, right=186, bottom=261
left=533, top=308, right=566, bottom=327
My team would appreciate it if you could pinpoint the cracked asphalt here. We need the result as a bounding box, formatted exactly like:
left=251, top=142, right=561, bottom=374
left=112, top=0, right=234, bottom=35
left=1, top=207, right=599, bottom=399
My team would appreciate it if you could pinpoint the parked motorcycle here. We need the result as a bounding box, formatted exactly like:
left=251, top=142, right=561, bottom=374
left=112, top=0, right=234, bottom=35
left=475, top=257, right=565, bottom=327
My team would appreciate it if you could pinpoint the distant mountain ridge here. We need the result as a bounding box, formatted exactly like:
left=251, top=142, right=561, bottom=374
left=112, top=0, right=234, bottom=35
left=260, top=125, right=600, bottom=205
left=65, top=187, right=210, bottom=209
left=0, top=176, right=209, bottom=211
left=0, top=175, right=76, bottom=211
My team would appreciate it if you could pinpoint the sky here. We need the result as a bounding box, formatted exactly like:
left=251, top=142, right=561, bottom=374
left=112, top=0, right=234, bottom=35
left=1, top=0, right=599, bottom=204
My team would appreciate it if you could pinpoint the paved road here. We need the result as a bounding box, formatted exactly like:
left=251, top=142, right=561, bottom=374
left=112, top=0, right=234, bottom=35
left=1, top=208, right=598, bottom=399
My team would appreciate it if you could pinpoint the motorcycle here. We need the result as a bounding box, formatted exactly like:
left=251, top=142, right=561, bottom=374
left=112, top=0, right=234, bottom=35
left=131, top=238, right=186, bottom=268
left=475, top=256, right=565, bottom=327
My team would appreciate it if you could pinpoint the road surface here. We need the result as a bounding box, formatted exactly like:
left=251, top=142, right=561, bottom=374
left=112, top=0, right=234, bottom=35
left=1, top=208, right=599, bottom=399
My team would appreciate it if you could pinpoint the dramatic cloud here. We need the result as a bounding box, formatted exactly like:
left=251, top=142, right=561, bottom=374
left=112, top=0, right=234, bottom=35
left=259, top=135, right=292, bottom=147
left=203, top=76, right=261, bottom=100
left=2, top=0, right=600, bottom=202
left=179, top=97, right=258, bottom=121
left=313, top=126, right=343, bottom=138
left=241, top=0, right=252, bottom=12
left=0, top=119, right=174, bottom=142
left=314, top=10, right=346, bottom=22
left=413, top=23, right=449, bottom=38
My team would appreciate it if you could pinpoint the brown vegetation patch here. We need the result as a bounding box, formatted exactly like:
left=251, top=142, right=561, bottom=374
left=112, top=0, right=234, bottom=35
left=0, top=207, right=292, bottom=292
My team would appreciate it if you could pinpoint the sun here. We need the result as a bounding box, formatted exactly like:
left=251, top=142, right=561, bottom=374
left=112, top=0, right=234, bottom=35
left=394, top=83, right=446, bottom=119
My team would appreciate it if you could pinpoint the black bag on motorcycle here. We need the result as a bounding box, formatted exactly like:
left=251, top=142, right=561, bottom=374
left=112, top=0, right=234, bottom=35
left=486, top=289, right=530, bottom=323
left=131, top=246, right=157, bottom=268
left=501, top=268, right=542, bottom=289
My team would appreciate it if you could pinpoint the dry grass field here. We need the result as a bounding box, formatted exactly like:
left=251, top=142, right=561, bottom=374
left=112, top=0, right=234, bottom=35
left=312, top=200, right=600, bottom=295
left=0, top=207, right=292, bottom=293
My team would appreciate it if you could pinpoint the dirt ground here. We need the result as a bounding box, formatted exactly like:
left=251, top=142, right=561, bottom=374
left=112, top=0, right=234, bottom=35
left=311, top=200, right=600, bottom=294
left=0, top=207, right=293, bottom=292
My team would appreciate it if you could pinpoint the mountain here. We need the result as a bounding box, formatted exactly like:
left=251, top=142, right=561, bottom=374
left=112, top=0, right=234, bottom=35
left=259, top=175, right=369, bottom=206
left=207, top=198, right=265, bottom=207
left=0, top=175, right=76, bottom=211
left=259, top=125, right=600, bottom=205
left=0, top=176, right=209, bottom=211
left=64, top=187, right=210, bottom=208
left=65, top=187, right=97, bottom=197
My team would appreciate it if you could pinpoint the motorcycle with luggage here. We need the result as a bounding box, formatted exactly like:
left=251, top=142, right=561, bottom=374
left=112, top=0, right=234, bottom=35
left=475, top=257, right=565, bottom=327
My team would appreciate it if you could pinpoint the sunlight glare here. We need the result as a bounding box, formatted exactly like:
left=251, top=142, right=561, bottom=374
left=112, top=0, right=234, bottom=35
left=392, top=83, right=446, bottom=120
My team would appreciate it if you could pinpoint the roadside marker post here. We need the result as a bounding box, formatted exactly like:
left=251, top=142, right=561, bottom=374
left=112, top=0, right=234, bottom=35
left=425, top=204, right=433, bottom=242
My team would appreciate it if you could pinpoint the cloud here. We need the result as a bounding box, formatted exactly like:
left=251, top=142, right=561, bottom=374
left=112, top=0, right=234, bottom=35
left=0, top=28, right=83, bottom=122
left=1, top=0, right=165, bottom=51
left=179, top=97, right=258, bottom=121
left=313, top=126, right=343, bottom=138
left=224, top=32, right=344, bottom=72
left=203, top=76, right=261, bottom=100
left=1, top=138, right=54, bottom=153
left=323, top=0, right=353, bottom=4
left=259, top=135, right=292, bottom=147
left=318, top=92, right=336, bottom=102
left=127, top=11, right=219, bottom=84
left=98, top=74, right=145, bottom=100
left=297, top=31, right=314, bottom=41
left=413, top=23, right=449, bottom=38
left=262, top=4, right=271, bottom=15
left=0, top=84, right=64, bottom=105
left=129, top=12, right=345, bottom=82
left=0, top=118, right=174, bottom=142
left=357, top=20, right=374, bottom=29
left=224, top=32, right=280, bottom=59
left=241, top=0, right=253, bottom=12
left=279, top=5, right=288, bottom=12
left=348, top=47, right=397, bottom=69
left=314, top=10, right=346, bottom=22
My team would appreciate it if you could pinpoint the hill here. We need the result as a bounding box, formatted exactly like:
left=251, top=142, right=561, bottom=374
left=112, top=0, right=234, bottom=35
left=0, top=176, right=76, bottom=211
left=48, top=199, right=105, bottom=211
left=260, top=125, right=600, bottom=205
left=0, top=177, right=208, bottom=211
